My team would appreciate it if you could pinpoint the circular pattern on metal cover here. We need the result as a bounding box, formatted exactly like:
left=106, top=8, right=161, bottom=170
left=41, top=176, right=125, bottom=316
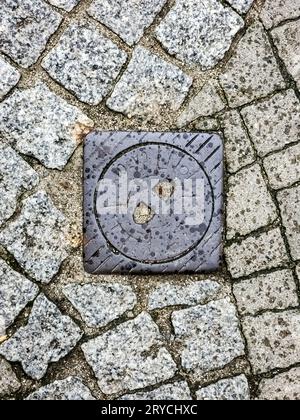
left=94, top=143, right=214, bottom=264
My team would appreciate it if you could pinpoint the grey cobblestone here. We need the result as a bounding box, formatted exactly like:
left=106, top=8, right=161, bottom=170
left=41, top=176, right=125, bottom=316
left=258, top=368, right=300, bottom=400
left=107, top=46, right=192, bottom=119
left=43, top=21, right=127, bottom=105
left=196, top=375, right=250, bottom=401
left=0, top=56, right=20, bottom=100
left=0, top=191, right=69, bottom=283
left=226, top=164, right=277, bottom=239
left=0, top=82, right=94, bottom=170
left=243, top=309, right=300, bottom=374
left=88, top=0, right=167, bottom=46
left=227, top=0, right=254, bottom=14
left=172, top=298, right=245, bottom=376
left=0, top=143, right=39, bottom=226
left=241, top=90, right=300, bottom=157
left=226, top=228, right=289, bottom=279
left=277, top=185, right=300, bottom=261
left=271, top=20, right=300, bottom=90
left=119, top=382, right=192, bottom=400
left=63, top=283, right=137, bottom=327
left=0, top=358, right=20, bottom=397
left=156, top=0, right=244, bottom=69
left=219, top=23, right=285, bottom=107
left=47, top=0, right=80, bottom=12
left=0, top=0, right=62, bottom=68
left=0, top=259, right=39, bottom=332
left=260, top=0, right=300, bottom=30
left=0, top=294, right=82, bottom=380
left=26, top=376, right=95, bottom=400
left=82, top=312, right=177, bottom=395
left=263, top=143, right=300, bottom=190
left=233, top=269, right=298, bottom=316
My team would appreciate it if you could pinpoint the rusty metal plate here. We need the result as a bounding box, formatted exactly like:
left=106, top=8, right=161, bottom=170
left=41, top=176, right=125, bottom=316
left=84, top=132, right=224, bottom=274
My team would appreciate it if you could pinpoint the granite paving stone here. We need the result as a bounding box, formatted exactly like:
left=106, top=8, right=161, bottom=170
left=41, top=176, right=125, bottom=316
left=260, top=0, right=300, bottom=30
left=0, top=294, right=82, bottom=380
left=0, top=191, right=69, bottom=283
left=172, top=298, right=245, bottom=376
left=264, top=143, right=300, bottom=190
left=277, top=185, right=300, bottom=261
left=148, top=280, right=221, bottom=310
left=177, top=81, right=225, bottom=128
left=0, top=0, right=62, bottom=68
left=0, top=82, right=94, bottom=170
left=47, top=0, right=80, bottom=12
left=271, top=20, right=300, bottom=90
left=220, top=110, right=256, bottom=173
left=233, top=269, right=298, bottom=316
left=196, top=375, right=250, bottom=400
left=243, top=310, right=300, bottom=374
left=258, top=368, right=300, bottom=400
left=82, top=312, right=177, bottom=395
left=241, top=89, right=300, bottom=157
left=63, top=283, right=137, bottom=327
left=26, top=377, right=95, bottom=400
left=226, top=164, right=277, bottom=239
left=219, top=23, right=285, bottom=107
left=0, top=259, right=39, bottom=332
left=107, top=46, right=192, bottom=119
left=0, top=57, right=20, bottom=100
left=156, top=0, right=244, bottom=69
left=0, top=143, right=39, bottom=226
left=227, top=0, right=254, bottom=14
left=119, top=382, right=192, bottom=400
left=42, top=21, right=127, bottom=105
left=226, top=228, right=289, bottom=279
left=88, top=0, right=167, bottom=46
left=0, top=358, right=20, bottom=397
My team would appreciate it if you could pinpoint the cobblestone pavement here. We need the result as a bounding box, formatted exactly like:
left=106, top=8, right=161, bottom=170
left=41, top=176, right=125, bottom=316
left=0, top=0, right=300, bottom=401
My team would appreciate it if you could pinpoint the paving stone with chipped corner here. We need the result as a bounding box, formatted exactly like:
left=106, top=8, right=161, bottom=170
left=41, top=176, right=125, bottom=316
left=63, top=283, right=137, bottom=328
left=148, top=280, right=221, bottom=310
left=226, top=164, right=277, bottom=239
left=82, top=312, right=177, bottom=395
left=241, top=90, right=300, bottom=157
left=219, top=23, right=285, bottom=107
left=119, top=381, right=192, bottom=400
left=42, top=21, right=127, bottom=105
left=0, top=259, right=39, bottom=332
left=0, top=358, right=20, bottom=397
left=227, top=0, right=254, bottom=14
left=0, top=143, right=39, bottom=226
left=26, top=377, right=95, bottom=400
left=47, top=0, right=80, bottom=12
left=107, top=46, right=192, bottom=119
left=196, top=375, right=250, bottom=401
left=242, top=310, right=300, bottom=374
left=220, top=110, right=255, bottom=173
left=0, top=57, right=20, bottom=100
left=177, top=81, right=225, bottom=128
left=277, top=185, right=300, bottom=261
left=264, top=143, right=300, bottom=190
left=88, top=0, right=167, bottom=46
left=156, top=0, right=244, bottom=69
left=0, top=82, right=94, bottom=170
left=258, top=368, right=300, bottom=400
left=260, top=0, right=300, bottom=30
left=172, top=298, right=245, bottom=376
left=0, top=0, right=62, bottom=68
left=0, top=191, right=69, bottom=284
left=0, top=294, right=82, bottom=380
left=233, top=269, right=298, bottom=316
left=272, top=20, right=300, bottom=90
left=226, top=228, right=289, bottom=279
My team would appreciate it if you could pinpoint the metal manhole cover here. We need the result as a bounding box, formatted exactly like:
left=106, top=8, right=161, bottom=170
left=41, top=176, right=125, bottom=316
left=84, top=132, right=224, bottom=274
